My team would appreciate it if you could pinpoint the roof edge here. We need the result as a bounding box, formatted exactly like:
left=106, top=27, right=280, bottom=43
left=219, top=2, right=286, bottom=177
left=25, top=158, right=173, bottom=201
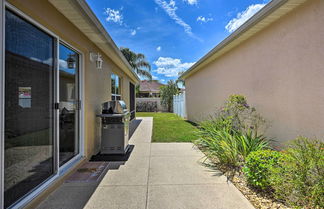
left=76, top=0, right=140, bottom=83
left=180, top=0, right=305, bottom=80
left=49, top=0, right=140, bottom=83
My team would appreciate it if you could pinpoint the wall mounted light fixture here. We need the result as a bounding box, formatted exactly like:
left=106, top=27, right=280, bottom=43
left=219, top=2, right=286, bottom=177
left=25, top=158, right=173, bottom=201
left=90, top=52, right=103, bottom=70
left=67, top=54, right=76, bottom=69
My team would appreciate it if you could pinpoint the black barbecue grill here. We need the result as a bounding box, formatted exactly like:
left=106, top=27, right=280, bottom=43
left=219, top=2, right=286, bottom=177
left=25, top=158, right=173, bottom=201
left=96, top=100, right=130, bottom=154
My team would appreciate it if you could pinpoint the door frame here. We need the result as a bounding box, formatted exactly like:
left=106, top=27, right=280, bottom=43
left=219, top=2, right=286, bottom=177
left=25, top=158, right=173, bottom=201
left=0, top=0, right=5, bottom=208
left=57, top=41, right=84, bottom=173
left=1, top=3, right=85, bottom=208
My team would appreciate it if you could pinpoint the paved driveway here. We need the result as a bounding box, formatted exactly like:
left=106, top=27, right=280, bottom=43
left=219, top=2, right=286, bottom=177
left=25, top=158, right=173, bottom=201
left=38, top=117, right=254, bottom=209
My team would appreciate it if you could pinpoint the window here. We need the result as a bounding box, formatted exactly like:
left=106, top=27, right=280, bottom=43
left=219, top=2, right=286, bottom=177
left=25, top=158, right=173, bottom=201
left=111, top=73, right=121, bottom=100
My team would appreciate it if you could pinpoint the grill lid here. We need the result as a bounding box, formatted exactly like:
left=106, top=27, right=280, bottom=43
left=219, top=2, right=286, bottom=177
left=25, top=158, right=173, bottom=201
left=102, top=100, right=128, bottom=114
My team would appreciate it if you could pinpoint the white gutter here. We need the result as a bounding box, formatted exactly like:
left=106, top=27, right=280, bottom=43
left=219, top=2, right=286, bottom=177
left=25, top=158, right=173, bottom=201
left=49, top=0, right=140, bottom=83
left=180, top=0, right=307, bottom=80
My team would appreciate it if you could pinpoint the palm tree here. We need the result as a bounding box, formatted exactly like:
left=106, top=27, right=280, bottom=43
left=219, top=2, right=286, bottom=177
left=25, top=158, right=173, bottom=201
left=120, top=47, right=152, bottom=80
left=176, top=71, right=185, bottom=87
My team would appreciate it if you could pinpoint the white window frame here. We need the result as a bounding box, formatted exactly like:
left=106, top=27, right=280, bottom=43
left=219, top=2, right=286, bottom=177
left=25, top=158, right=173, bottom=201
left=57, top=41, right=85, bottom=174
left=0, top=0, right=5, bottom=208
left=111, top=73, right=122, bottom=100
left=1, top=3, right=85, bottom=209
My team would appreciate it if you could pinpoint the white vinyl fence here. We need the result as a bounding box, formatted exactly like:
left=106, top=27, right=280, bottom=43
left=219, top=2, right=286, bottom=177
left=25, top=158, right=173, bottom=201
left=173, top=92, right=186, bottom=118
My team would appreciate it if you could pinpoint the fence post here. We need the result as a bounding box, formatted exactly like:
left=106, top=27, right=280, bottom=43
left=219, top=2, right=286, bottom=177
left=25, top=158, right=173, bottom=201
left=173, top=92, right=186, bottom=118
left=184, top=92, right=186, bottom=118
left=173, top=95, right=176, bottom=114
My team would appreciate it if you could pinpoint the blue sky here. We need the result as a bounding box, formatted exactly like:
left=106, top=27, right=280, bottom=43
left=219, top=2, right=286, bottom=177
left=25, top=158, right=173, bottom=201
left=86, top=0, right=270, bottom=83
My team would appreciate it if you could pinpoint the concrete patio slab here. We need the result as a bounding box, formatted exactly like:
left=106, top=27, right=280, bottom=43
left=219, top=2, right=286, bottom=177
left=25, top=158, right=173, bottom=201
left=148, top=184, right=253, bottom=209
left=84, top=185, right=147, bottom=209
left=130, top=142, right=151, bottom=157
left=150, top=142, right=204, bottom=157
left=130, top=117, right=153, bottom=144
left=149, top=156, right=227, bottom=185
left=37, top=185, right=97, bottom=209
left=37, top=117, right=254, bottom=209
left=122, top=155, right=150, bottom=168
left=99, top=165, right=149, bottom=186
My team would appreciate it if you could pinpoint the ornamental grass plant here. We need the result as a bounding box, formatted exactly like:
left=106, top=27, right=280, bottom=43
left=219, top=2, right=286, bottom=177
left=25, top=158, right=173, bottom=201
left=196, top=95, right=270, bottom=169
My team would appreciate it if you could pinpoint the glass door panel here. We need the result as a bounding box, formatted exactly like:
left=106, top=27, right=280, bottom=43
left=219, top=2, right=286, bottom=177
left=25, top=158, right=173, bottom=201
left=4, top=10, right=55, bottom=208
left=59, top=44, right=79, bottom=166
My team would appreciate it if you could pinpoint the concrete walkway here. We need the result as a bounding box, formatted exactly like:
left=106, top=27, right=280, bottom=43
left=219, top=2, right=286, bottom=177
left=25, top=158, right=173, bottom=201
left=37, top=117, right=254, bottom=209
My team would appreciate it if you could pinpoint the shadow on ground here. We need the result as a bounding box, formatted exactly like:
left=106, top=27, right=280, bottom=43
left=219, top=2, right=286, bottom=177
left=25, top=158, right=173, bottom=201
left=37, top=119, right=142, bottom=209
left=129, top=119, right=142, bottom=139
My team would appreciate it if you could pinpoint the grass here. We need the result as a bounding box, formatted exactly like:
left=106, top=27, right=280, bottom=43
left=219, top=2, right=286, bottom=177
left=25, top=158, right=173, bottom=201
left=136, top=112, right=198, bottom=142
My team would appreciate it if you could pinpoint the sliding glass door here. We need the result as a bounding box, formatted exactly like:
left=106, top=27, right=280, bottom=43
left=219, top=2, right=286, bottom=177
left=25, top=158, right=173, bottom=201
left=59, top=44, right=80, bottom=166
left=4, top=10, right=55, bottom=208
left=3, top=8, right=82, bottom=208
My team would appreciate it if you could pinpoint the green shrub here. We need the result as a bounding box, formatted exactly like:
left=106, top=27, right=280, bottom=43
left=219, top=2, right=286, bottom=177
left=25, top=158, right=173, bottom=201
left=197, top=117, right=241, bottom=167
left=220, top=94, right=268, bottom=135
left=197, top=118, right=269, bottom=168
left=197, top=95, right=270, bottom=168
left=236, top=129, right=270, bottom=160
left=243, top=150, right=285, bottom=190
left=270, top=137, right=324, bottom=208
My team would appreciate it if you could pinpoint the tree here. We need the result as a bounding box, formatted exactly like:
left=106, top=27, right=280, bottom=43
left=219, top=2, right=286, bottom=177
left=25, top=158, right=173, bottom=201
left=176, top=71, right=185, bottom=87
left=135, top=84, right=140, bottom=97
left=120, top=47, right=152, bottom=80
left=160, top=80, right=179, bottom=112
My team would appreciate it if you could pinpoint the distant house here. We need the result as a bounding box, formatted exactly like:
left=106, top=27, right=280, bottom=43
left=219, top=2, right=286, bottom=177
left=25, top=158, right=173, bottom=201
left=138, top=80, right=165, bottom=98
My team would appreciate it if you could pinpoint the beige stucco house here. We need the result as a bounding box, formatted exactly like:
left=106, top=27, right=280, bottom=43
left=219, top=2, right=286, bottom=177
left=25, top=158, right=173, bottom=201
left=0, top=0, right=140, bottom=208
left=180, top=0, right=324, bottom=144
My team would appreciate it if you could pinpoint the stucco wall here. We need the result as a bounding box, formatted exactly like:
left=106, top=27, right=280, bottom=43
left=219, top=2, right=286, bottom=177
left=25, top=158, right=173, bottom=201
left=7, top=0, right=136, bottom=157
left=186, top=0, right=324, bottom=144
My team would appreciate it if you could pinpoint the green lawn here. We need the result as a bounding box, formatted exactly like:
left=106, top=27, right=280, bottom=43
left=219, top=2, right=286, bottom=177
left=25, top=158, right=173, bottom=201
left=136, top=112, right=198, bottom=142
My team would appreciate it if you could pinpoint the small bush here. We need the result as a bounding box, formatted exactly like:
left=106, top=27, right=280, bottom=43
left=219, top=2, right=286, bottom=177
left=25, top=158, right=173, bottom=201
left=270, top=137, right=324, bottom=208
left=219, top=94, right=268, bottom=135
left=197, top=118, right=270, bottom=168
left=243, top=150, right=285, bottom=190
left=236, top=129, right=270, bottom=160
left=196, top=95, right=270, bottom=168
left=197, top=117, right=241, bottom=167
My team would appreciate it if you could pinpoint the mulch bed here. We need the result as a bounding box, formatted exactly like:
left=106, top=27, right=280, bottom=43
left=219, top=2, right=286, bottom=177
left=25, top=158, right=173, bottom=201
left=226, top=171, right=289, bottom=209
left=198, top=148, right=291, bottom=209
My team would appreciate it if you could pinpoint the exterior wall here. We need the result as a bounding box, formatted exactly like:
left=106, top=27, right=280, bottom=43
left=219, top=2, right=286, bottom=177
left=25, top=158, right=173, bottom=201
left=6, top=0, right=136, bottom=158
left=186, top=0, right=324, bottom=144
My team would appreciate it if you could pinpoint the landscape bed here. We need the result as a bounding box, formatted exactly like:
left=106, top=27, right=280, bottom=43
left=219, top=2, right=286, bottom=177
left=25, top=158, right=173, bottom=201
left=136, top=95, right=323, bottom=209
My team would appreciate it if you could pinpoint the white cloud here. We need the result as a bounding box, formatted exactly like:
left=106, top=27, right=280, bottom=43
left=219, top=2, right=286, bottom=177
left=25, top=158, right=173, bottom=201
left=183, top=0, right=198, bottom=5
left=59, top=59, right=68, bottom=69
left=197, top=16, right=213, bottom=23
left=131, top=30, right=136, bottom=36
left=156, top=46, right=162, bottom=51
left=154, top=57, right=195, bottom=77
left=104, top=8, right=123, bottom=25
left=155, top=0, right=200, bottom=40
left=152, top=75, right=159, bottom=80
left=225, top=4, right=266, bottom=33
